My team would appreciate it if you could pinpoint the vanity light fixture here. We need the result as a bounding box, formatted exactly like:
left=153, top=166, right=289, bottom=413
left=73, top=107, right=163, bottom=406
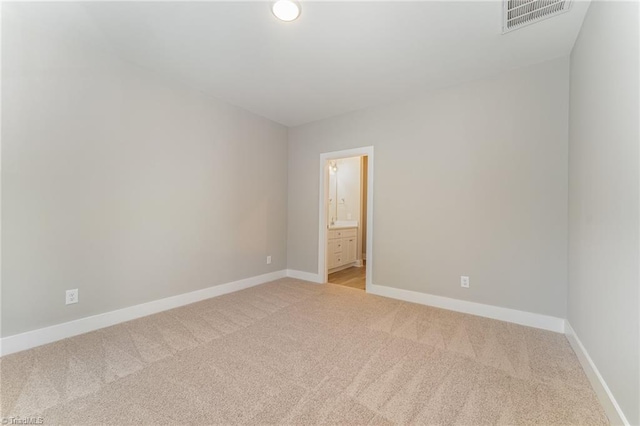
left=272, top=0, right=301, bottom=22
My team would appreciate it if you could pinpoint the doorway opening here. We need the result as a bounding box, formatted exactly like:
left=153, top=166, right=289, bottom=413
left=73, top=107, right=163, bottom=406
left=318, top=147, right=373, bottom=291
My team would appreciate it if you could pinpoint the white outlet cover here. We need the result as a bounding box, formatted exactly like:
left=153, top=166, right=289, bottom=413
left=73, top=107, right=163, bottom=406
left=66, top=289, right=79, bottom=305
left=266, top=256, right=272, bottom=265
left=461, top=276, right=470, bottom=288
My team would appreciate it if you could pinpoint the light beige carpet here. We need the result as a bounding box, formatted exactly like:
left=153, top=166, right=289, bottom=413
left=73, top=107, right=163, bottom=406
left=1, top=278, right=608, bottom=425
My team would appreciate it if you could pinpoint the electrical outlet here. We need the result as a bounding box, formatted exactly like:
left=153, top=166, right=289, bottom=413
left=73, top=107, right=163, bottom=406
left=461, top=276, right=470, bottom=288
left=266, top=256, right=272, bottom=265
left=66, top=289, right=79, bottom=305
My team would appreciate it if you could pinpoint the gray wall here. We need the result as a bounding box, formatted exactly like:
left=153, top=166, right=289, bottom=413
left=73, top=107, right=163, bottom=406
left=568, top=1, right=640, bottom=424
left=288, top=57, right=570, bottom=318
left=1, top=4, right=289, bottom=337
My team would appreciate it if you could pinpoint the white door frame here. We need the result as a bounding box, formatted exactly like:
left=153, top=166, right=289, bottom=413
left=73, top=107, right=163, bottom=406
left=318, top=146, right=374, bottom=291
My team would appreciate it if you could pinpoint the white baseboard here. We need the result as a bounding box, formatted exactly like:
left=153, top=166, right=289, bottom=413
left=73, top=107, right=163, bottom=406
left=367, top=284, right=565, bottom=333
left=565, top=322, right=628, bottom=425
left=0, top=270, right=287, bottom=357
left=286, top=269, right=324, bottom=283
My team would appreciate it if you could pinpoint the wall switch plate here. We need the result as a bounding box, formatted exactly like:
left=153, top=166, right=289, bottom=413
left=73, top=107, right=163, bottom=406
left=266, top=256, right=272, bottom=265
left=461, top=276, right=470, bottom=288
left=66, top=289, right=79, bottom=305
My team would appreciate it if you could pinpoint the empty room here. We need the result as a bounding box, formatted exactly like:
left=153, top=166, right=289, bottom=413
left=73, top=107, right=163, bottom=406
left=1, top=0, right=639, bottom=425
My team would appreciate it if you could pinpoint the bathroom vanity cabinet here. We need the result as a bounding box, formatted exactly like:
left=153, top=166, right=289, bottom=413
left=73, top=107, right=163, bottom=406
left=327, top=227, right=358, bottom=271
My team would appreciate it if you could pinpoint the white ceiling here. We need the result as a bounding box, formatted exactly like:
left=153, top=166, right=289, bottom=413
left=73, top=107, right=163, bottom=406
left=35, top=1, right=593, bottom=126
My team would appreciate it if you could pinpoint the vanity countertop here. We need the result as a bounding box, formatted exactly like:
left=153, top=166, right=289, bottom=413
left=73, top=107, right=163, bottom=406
left=330, top=220, right=358, bottom=229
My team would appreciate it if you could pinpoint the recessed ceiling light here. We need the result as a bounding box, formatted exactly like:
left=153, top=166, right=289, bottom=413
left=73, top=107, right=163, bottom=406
left=272, top=0, right=300, bottom=22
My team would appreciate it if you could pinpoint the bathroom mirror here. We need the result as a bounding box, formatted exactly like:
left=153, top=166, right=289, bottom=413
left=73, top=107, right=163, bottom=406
left=327, top=157, right=361, bottom=227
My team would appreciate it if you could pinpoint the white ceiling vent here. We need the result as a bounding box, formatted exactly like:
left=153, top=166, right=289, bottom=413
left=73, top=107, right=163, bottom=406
left=503, top=0, right=572, bottom=33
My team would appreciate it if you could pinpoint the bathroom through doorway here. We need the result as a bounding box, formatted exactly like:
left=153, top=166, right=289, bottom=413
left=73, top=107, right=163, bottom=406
left=318, top=147, right=373, bottom=291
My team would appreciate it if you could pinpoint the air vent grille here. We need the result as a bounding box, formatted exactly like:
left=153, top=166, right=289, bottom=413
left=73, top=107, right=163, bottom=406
left=503, top=0, right=572, bottom=33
